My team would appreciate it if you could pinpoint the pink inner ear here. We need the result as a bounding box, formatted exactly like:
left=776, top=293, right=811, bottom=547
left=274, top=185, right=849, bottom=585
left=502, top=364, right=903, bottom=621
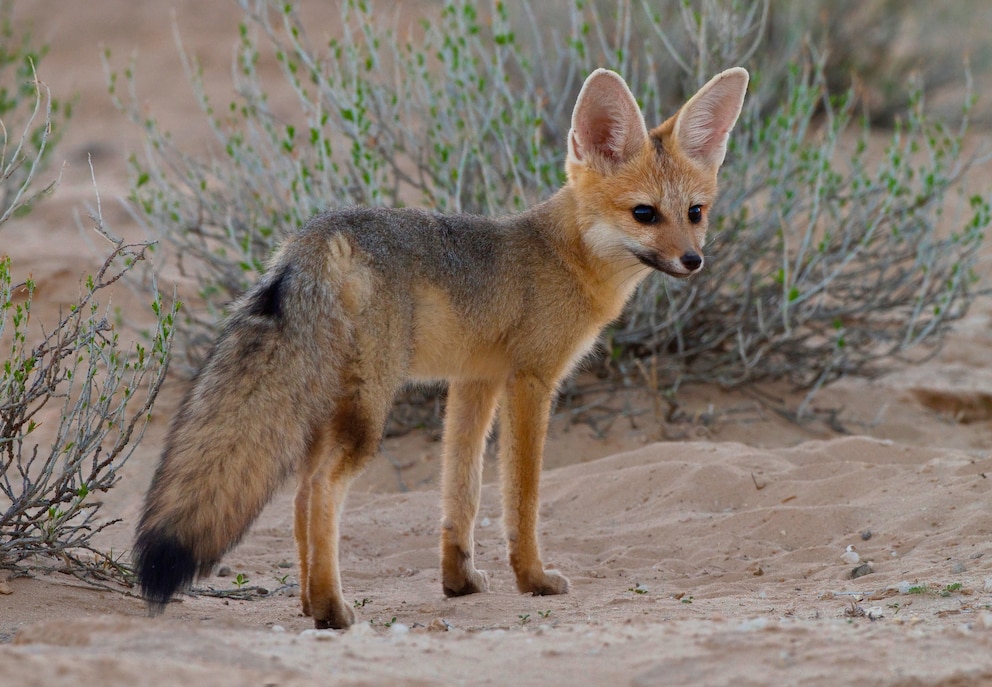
left=681, top=105, right=731, bottom=159
left=583, top=112, right=628, bottom=162
left=571, top=70, right=647, bottom=166
left=677, top=70, right=748, bottom=169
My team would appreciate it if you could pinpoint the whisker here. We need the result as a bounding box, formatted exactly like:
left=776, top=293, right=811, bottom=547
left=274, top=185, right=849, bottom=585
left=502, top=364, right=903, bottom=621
left=606, top=261, right=652, bottom=294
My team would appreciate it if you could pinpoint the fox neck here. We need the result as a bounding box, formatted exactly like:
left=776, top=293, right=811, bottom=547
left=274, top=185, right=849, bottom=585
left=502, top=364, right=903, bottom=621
left=523, top=186, right=652, bottom=323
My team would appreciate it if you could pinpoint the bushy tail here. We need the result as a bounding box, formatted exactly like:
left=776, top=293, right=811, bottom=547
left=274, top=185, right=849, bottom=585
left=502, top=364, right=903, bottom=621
left=134, top=235, right=351, bottom=611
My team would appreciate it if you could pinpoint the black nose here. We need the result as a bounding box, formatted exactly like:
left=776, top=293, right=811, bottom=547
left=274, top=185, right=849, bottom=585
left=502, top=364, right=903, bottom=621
left=680, top=252, right=703, bottom=271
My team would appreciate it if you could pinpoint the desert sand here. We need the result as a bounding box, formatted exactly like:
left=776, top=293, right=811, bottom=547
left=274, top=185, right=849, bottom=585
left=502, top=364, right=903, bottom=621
left=3, top=2, right=992, bottom=686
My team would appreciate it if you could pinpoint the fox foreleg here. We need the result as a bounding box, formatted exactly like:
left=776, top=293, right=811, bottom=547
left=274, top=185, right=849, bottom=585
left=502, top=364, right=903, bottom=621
left=439, top=380, right=501, bottom=597
left=500, top=372, right=570, bottom=596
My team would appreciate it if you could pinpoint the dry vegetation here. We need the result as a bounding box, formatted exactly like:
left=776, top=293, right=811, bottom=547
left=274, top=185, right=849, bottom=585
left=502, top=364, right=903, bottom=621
left=0, top=4, right=178, bottom=580
left=111, top=0, right=990, bottom=407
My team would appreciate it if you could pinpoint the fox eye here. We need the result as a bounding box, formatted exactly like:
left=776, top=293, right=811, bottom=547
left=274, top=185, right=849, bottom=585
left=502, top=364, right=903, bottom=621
left=688, top=205, right=703, bottom=224
left=632, top=205, right=658, bottom=224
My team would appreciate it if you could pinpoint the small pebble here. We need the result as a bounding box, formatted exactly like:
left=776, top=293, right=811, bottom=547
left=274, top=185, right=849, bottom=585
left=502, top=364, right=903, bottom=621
left=216, top=565, right=232, bottom=577
left=736, top=617, right=770, bottom=632
left=271, top=625, right=286, bottom=633
left=951, top=561, right=967, bottom=574
left=277, top=561, right=293, bottom=569
left=860, top=529, right=872, bottom=541
left=851, top=562, right=873, bottom=579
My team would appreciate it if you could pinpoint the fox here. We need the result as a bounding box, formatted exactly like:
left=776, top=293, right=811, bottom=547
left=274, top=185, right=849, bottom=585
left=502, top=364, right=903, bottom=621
left=134, top=66, right=748, bottom=629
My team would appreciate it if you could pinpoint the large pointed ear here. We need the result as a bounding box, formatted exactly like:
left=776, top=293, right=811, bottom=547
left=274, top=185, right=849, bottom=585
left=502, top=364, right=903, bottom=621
left=568, top=69, right=648, bottom=168
left=673, top=67, right=748, bottom=170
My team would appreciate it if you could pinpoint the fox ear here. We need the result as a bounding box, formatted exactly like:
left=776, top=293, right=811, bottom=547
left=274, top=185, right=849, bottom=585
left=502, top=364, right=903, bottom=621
left=673, top=67, right=749, bottom=170
left=568, top=69, right=648, bottom=168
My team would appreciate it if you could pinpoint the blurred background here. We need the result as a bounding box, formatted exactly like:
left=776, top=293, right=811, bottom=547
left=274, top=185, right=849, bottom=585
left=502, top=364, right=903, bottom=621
left=8, top=0, right=991, bottom=202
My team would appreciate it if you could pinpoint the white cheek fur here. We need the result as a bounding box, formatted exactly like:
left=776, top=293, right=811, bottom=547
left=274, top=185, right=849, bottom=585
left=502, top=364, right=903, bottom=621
left=581, top=220, right=624, bottom=259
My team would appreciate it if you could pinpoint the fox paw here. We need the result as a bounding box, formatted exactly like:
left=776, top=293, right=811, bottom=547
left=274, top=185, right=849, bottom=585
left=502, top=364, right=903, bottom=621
left=519, top=569, right=570, bottom=596
left=311, top=600, right=355, bottom=630
left=443, top=567, right=490, bottom=597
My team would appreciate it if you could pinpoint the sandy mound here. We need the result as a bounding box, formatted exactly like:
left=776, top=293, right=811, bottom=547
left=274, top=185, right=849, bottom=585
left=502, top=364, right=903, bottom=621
left=5, top=438, right=992, bottom=685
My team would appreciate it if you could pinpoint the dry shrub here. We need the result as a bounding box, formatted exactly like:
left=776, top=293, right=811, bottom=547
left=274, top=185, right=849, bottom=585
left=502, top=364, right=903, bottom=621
left=110, top=0, right=990, bottom=415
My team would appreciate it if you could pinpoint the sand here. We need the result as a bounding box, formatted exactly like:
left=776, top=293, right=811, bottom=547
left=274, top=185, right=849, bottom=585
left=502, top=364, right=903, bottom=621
left=2, top=2, right=992, bottom=685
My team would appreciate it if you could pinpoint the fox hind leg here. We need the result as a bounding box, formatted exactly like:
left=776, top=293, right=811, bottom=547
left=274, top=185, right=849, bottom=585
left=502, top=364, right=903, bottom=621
left=293, top=470, right=312, bottom=617
left=500, top=372, right=570, bottom=596
left=294, top=424, right=338, bottom=619
left=298, top=377, right=396, bottom=629
left=301, top=454, right=361, bottom=629
left=440, top=379, right=500, bottom=597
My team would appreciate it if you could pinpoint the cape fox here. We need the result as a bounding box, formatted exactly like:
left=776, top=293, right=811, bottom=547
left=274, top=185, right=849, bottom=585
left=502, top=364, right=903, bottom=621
left=135, top=67, right=748, bottom=629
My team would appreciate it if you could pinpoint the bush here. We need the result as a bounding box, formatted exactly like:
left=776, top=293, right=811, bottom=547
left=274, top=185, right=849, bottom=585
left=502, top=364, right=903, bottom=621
left=0, top=57, right=179, bottom=579
left=0, top=0, right=70, bottom=213
left=619, top=53, right=987, bottom=412
left=0, top=240, right=177, bottom=580
left=110, top=0, right=989, bottom=412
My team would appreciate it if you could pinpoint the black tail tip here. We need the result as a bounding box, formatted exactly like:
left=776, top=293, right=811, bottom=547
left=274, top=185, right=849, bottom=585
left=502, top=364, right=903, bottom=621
left=133, top=529, right=198, bottom=613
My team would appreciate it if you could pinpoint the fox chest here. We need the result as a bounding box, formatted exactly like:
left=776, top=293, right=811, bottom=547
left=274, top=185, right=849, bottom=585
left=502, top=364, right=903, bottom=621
left=406, top=284, right=512, bottom=382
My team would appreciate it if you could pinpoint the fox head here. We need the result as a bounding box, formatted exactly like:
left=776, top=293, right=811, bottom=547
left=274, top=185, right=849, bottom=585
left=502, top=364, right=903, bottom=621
left=566, top=67, right=748, bottom=279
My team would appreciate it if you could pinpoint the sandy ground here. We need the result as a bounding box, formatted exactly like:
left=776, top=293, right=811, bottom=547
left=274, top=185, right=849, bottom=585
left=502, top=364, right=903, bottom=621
left=3, top=2, right=992, bottom=685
